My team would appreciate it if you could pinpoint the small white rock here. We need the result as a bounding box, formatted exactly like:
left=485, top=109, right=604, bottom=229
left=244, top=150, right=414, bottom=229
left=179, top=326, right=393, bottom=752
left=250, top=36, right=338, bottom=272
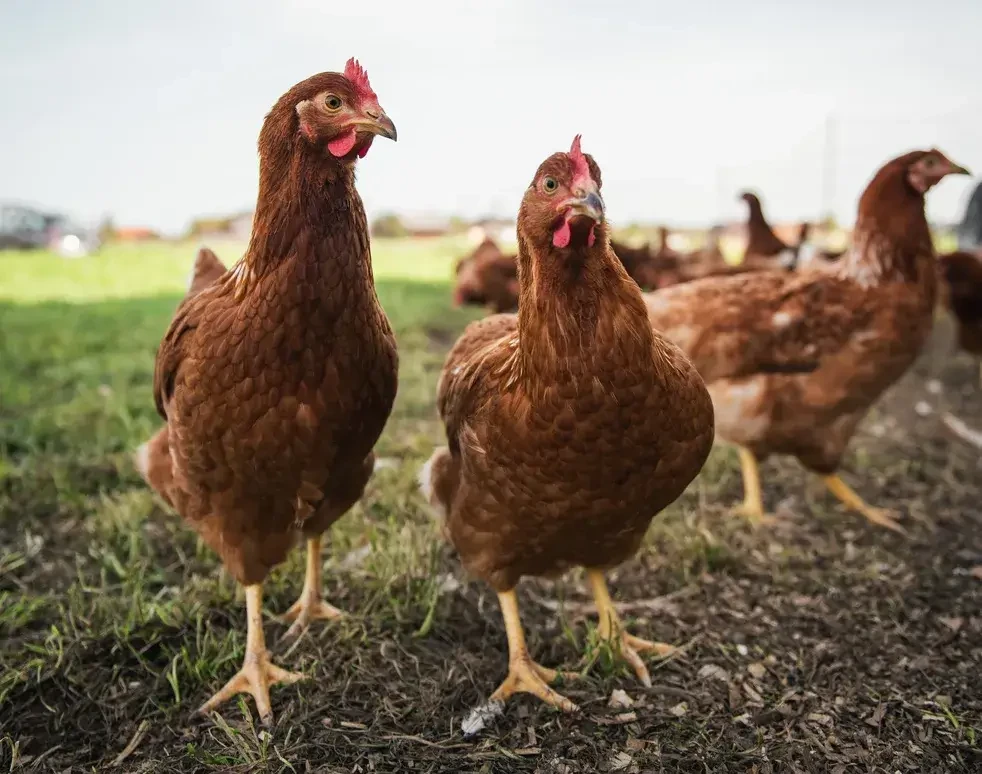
left=669, top=701, right=689, bottom=717
left=915, top=400, right=933, bottom=417
left=698, top=664, right=730, bottom=682
left=608, top=688, right=635, bottom=709
left=461, top=700, right=504, bottom=737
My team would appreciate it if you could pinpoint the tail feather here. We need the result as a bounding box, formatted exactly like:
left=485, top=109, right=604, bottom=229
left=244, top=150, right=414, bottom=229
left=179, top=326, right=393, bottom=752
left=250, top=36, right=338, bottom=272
left=186, top=247, right=227, bottom=298
left=135, top=426, right=175, bottom=507
left=418, top=447, right=458, bottom=537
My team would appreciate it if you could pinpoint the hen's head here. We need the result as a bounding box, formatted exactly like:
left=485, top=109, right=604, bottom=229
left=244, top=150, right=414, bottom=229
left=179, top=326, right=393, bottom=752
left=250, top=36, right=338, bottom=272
left=268, top=58, right=396, bottom=164
left=905, top=149, right=970, bottom=194
left=519, top=135, right=605, bottom=254
left=740, top=191, right=762, bottom=208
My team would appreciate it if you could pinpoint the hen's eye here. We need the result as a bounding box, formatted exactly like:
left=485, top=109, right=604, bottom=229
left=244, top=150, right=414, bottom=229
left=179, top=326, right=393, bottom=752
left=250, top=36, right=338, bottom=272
left=325, top=95, right=343, bottom=111
left=543, top=177, right=558, bottom=193
left=923, top=157, right=936, bottom=168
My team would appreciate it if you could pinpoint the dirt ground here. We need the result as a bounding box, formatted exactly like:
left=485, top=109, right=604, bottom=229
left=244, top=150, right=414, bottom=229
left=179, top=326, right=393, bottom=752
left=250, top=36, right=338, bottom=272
left=2, top=309, right=980, bottom=773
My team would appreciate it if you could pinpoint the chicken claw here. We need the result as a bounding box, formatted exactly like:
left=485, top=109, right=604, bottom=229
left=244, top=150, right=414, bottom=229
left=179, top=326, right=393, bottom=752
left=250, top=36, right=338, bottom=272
left=587, top=570, right=675, bottom=687
left=197, top=585, right=304, bottom=722
left=280, top=536, right=345, bottom=639
left=490, top=590, right=578, bottom=712
left=822, top=475, right=908, bottom=536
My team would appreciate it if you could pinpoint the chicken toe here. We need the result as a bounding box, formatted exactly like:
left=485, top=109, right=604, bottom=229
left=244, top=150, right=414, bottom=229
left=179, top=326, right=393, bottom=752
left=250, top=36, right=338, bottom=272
left=280, top=536, right=344, bottom=639
left=490, top=654, right=579, bottom=712
left=587, top=570, right=675, bottom=687
left=197, top=585, right=304, bottom=722
left=490, top=590, right=578, bottom=712
left=822, top=475, right=908, bottom=536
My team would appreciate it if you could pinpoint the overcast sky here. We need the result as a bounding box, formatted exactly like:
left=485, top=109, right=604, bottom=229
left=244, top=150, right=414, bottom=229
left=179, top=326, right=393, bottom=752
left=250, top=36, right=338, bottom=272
left=2, top=0, right=980, bottom=234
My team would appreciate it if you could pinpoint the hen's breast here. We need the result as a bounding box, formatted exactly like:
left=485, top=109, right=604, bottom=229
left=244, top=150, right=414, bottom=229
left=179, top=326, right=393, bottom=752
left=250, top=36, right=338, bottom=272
left=454, top=342, right=713, bottom=589
left=170, top=274, right=397, bottom=518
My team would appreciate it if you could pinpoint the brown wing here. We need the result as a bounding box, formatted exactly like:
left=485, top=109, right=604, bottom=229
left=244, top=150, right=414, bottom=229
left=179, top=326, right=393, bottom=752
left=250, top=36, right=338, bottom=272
left=643, top=269, right=875, bottom=382
left=154, top=249, right=232, bottom=419
left=153, top=292, right=207, bottom=419
left=437, top=313, right=518, bottom=453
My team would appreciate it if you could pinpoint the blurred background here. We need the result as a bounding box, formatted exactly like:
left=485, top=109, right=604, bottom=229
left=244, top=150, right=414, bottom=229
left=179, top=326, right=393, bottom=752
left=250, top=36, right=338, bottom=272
left=2, top=0, right=980, bottom=282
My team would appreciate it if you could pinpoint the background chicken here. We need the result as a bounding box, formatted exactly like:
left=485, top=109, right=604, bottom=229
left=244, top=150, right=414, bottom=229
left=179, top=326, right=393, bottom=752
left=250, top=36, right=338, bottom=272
left=135, top=60, right=399, bottom=721
left=645, top=150, right=969, bottom=533
left=420, top=137, right=713, bottom=712
left=937, top=249, right=982, bottom=384
left=454, top=237, right=665, bottom=311
left=739, top=191, right=800, bottom=270
left=453, top=238, right=520, bottom=313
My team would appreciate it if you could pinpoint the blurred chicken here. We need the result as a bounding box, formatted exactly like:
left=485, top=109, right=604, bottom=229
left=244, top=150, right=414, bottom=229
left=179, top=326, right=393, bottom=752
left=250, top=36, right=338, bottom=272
left=420, top=137, right=713, bottom=712
left=938, top=249, right=982, bottom=384
left=136, top=60, right=399, bottom=721
left=454, top=238, right=520, bottom=313
left=454, top=237, right=667, bottom=311
left=739, top=191, right=801, bottom=270
left=610, top=239, right=660, bottom=290
left=646, top=150, right=969, bottom=533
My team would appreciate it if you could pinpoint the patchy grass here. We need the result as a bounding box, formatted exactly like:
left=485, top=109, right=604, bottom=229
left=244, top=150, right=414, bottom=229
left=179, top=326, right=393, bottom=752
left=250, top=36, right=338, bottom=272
left=1, top=240, right=981, bottom=772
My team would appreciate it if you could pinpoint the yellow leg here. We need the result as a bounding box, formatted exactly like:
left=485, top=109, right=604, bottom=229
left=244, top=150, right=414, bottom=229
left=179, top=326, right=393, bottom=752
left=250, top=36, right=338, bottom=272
left=822, top=475, right=907, bottom=535
left=489, top=590, right=578, bottom=712
left=197, top=584, right=304, bottom=722
left=280, top=536, right=344, bottom=639
left=587, top=570, right=674, bottom=688
left=734, top=447, right=776, bottom=525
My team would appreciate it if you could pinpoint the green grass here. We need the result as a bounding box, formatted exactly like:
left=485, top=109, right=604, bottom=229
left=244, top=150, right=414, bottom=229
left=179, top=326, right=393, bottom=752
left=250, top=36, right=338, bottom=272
left=0, top=236, right=477, bottom=303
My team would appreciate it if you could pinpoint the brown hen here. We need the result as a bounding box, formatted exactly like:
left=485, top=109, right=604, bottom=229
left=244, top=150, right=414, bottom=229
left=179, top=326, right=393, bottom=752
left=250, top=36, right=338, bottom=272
left=136, top=60, right=398, bottom=721
left=420, top=137, right=714, bottom=712
left=645, top=150, right=969, bottom=533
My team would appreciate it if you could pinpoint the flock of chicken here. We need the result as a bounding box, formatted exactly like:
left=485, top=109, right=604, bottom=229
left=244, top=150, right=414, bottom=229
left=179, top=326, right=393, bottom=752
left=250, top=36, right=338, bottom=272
left=135, top=60, right=982, bottom=724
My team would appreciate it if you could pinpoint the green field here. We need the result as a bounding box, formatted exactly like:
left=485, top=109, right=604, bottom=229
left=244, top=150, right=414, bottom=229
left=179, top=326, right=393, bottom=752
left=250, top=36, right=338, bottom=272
left=1, top=239, right=980, bottom=772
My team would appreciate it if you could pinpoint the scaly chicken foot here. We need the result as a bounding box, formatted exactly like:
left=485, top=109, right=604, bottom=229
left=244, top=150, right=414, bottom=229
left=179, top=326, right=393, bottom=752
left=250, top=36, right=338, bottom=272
left=197, top=584, right=304, bottom=722
left=732, top=447, right=778, bottom=526
left=822, top=475, right=908, bottom=536
left=280, top=536, right=344, bottom=639
left=587, top=570, right=675, bottom=687
left=489, top=590, right=578, bottom=712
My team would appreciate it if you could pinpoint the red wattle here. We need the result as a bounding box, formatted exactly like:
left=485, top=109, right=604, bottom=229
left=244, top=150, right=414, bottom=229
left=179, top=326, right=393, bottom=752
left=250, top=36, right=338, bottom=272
left=587, top=225, right=596, bottom=247
left=327, top=128, right=357, bottom=157
left=553, top=219, right=571, bottom=248
left=357, top=136, right=374, bottom=158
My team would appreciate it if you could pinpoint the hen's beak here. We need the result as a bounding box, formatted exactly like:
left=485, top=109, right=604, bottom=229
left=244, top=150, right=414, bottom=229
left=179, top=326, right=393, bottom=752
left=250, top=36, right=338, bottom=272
left=354, top=110, right=397, bottom=141
left=947, top=161, right=971, bottom=176
left=561, top=182, right=604, bottom=222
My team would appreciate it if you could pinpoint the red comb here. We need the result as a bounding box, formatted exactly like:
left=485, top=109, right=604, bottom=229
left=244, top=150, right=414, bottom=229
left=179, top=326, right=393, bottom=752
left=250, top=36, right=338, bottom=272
left=568, top=134, right=590, bottom=182
left=344, top=58, right=377, bottom=103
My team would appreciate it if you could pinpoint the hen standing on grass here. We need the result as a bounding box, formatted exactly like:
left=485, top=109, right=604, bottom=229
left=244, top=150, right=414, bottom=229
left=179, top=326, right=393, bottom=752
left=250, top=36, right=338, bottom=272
left=645, top=150, right=969, bottom=533
left=420, top=137, right=714, bottom=712
left=135, top=60, right=398, bottom=721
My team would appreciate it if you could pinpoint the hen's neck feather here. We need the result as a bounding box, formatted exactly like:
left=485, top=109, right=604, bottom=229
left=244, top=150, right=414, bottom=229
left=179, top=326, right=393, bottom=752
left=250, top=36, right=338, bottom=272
left=235, top=139, right=376, bottom=302
left=514, top=234, right=653, bottom=381
left=836, top=165, right=935, bottom=291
